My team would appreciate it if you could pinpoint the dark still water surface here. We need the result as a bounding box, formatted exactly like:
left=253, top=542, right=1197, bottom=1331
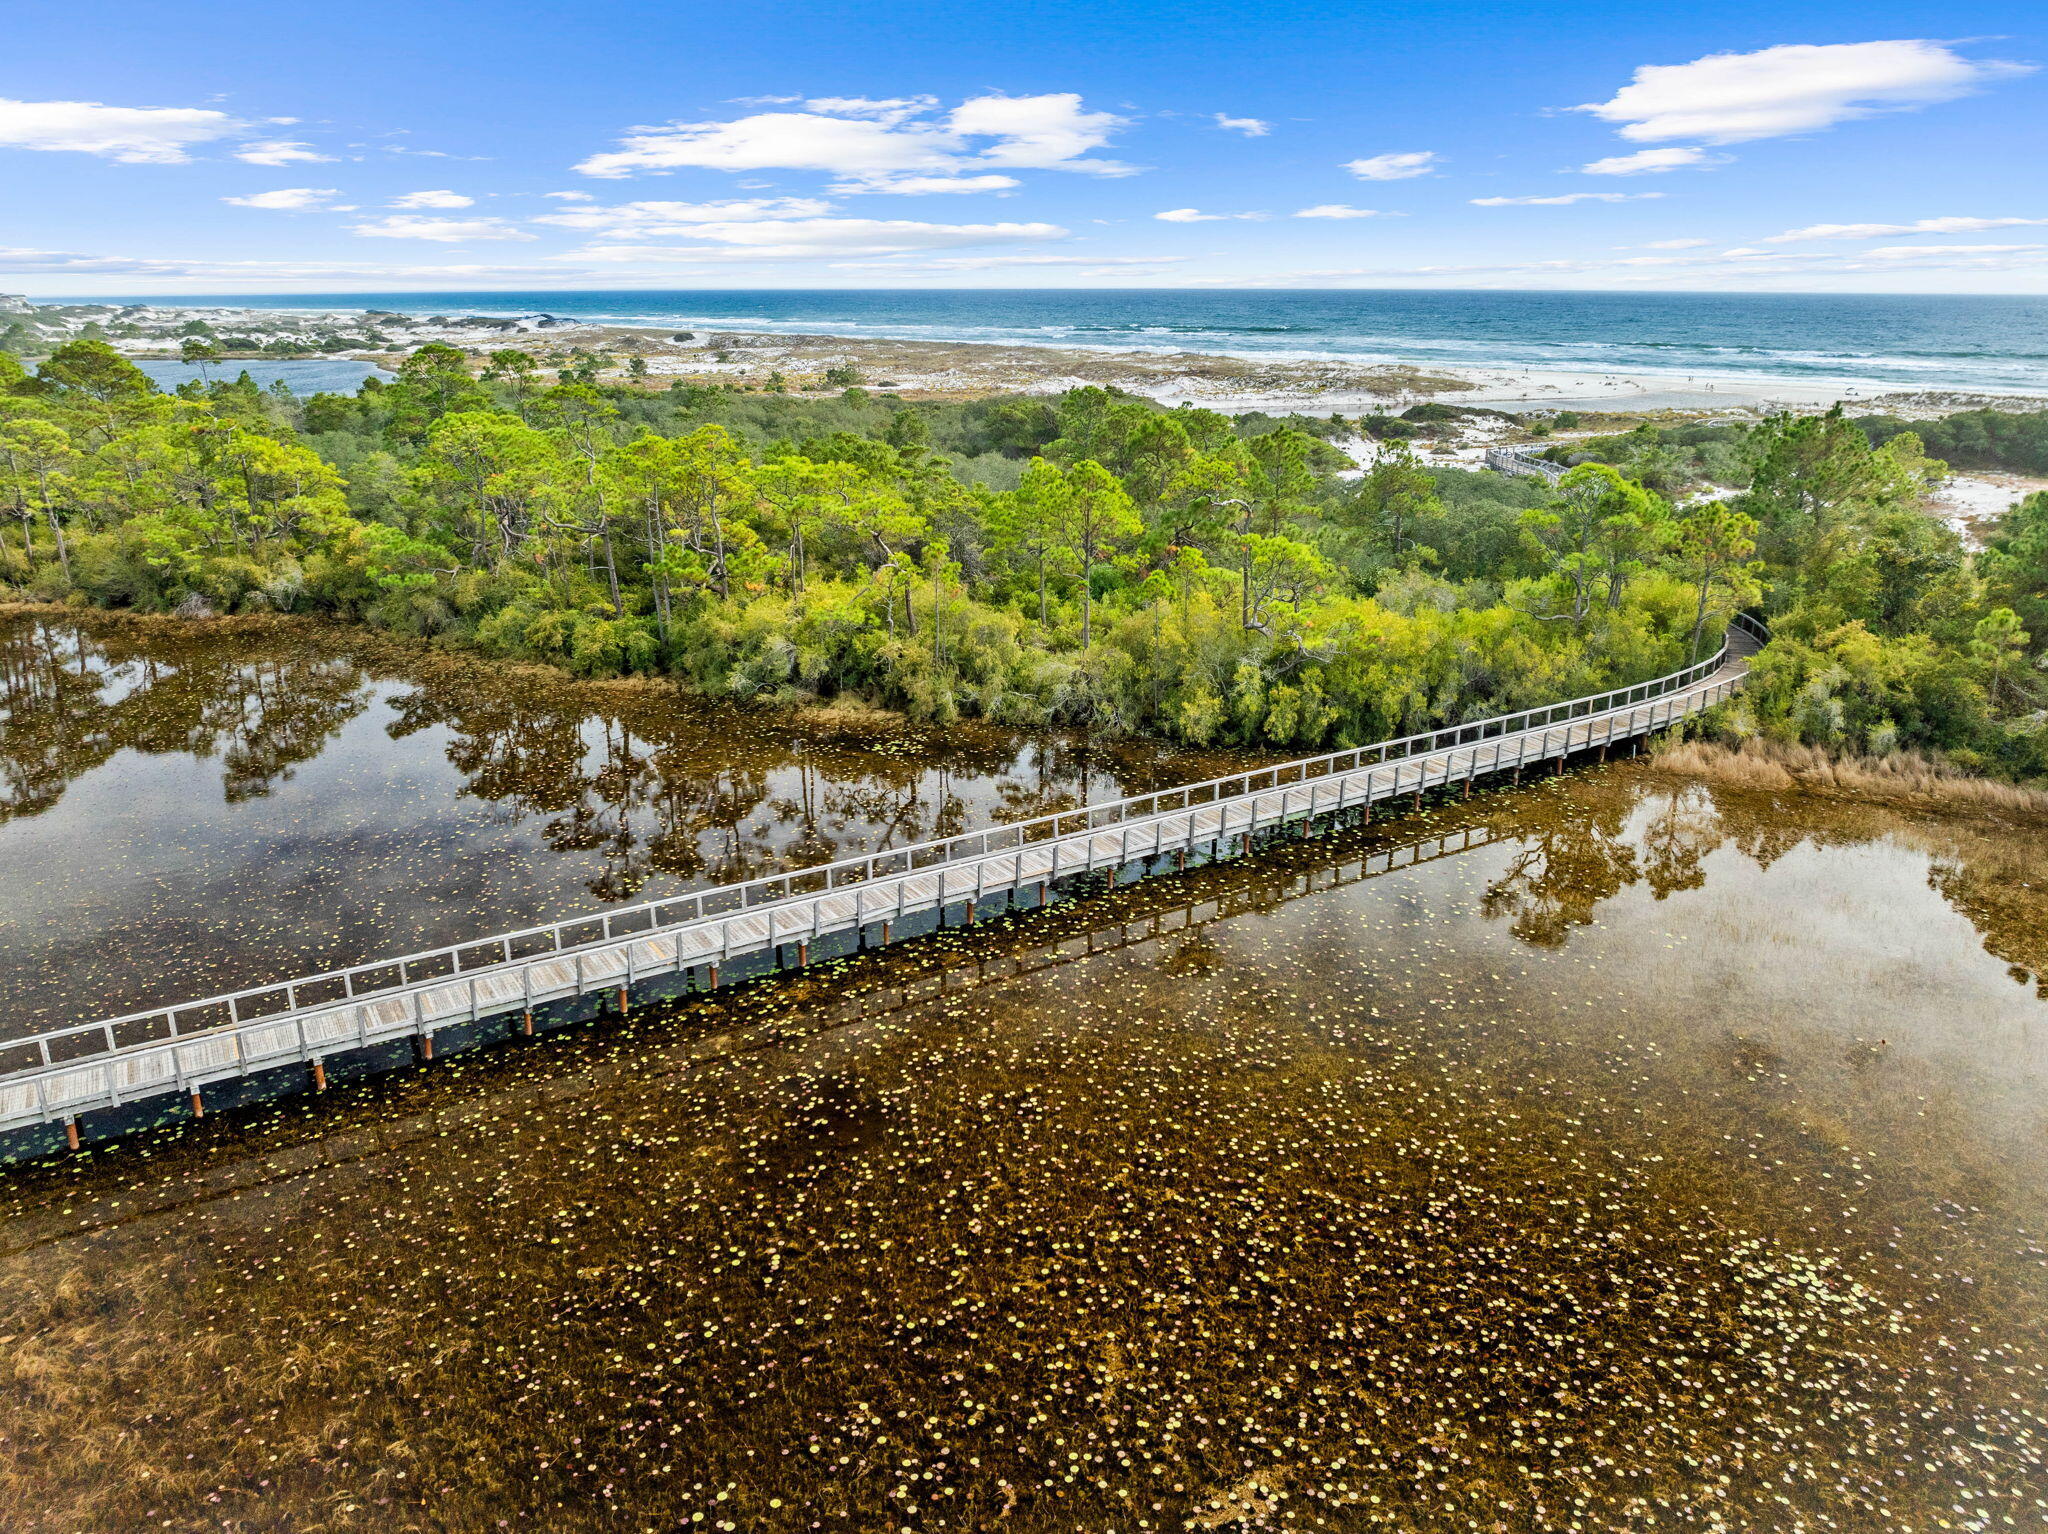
left=0, top=611, right=1210, bottom=1032
left=2, top=624, right=2048, bottom=1532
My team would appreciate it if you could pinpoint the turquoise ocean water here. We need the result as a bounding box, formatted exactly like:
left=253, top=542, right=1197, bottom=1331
left=119, top=290, right=2048, bottom=398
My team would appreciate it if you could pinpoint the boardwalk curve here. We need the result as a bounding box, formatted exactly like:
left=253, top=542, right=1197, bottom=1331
left=1, top=614, right=1766, bottom=1152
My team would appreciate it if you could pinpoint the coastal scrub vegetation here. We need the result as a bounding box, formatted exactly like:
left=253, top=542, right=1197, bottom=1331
left=2, top=337, right=2045, bottom=775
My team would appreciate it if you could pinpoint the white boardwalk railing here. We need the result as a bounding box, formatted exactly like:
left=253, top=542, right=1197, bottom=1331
left=0, top=615, right=1765, bottom=1142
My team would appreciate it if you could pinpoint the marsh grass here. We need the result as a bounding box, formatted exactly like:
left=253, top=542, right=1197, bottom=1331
left=1655, top=736, right=2048, bottom=819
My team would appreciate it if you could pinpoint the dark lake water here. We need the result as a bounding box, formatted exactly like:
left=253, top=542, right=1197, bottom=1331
left=0, top=612, right=1220, bottom=1033
left=2, top=613, right=2047, bottom=1530
left=130, top=358, right=393, bottom=395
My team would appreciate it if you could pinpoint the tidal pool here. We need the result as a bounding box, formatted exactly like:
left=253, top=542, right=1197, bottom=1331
left=2, top=749, right=2045, bottom=1531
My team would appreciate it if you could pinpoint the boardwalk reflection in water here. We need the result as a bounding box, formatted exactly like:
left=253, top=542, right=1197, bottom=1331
left=0, top=613, right=1209, bottom=1033
left=3, top=767, right=2045, bottom=1532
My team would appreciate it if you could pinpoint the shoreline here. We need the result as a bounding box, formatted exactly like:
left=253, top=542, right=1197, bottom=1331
left=14, top=294, right=2048, bottom=420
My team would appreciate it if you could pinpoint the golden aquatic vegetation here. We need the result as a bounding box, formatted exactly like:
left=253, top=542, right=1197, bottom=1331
left=2, top=619, right=2047, bottom=1532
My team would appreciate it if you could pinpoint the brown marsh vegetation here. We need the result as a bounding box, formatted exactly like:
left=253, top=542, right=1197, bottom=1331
left=3, top=769, right=2046, bottom=1532
left=1656, top=735, right=2048, bottom=821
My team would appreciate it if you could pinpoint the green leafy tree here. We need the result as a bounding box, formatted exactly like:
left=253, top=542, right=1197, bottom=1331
left=1969, top=607, right=2037, bottom=712
left=36, top=339, right=153, bottom=405
left=1061, top=459, right=1141, bottom=649
left=1672, top=500, right=1761, bottom=661
left=0, top=417, right=80, bottom=578
left=991, top=457, right=1072, bottom=626
left=179, top=337, right=223, bottom=383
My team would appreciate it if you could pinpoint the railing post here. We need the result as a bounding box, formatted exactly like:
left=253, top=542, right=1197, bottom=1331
left=0, top=618, right=1768, bottom=1147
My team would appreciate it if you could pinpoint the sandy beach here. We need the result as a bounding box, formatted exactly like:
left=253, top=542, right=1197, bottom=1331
left=11, top=294, right=2045, bottom=535
left=13, top=295, right=2046, bottom=424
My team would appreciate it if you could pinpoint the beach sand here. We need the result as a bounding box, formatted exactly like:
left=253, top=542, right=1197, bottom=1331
left=18, top=296, right=2042, bottom=423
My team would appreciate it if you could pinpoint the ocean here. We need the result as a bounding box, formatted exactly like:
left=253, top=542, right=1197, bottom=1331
left=112, top=289, right=2048, bottom=399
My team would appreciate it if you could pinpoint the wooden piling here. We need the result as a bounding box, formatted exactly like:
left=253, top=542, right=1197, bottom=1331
left=65, top=1119, right=79, bottom=1152
left=417, top=1033, right=434, bottom=1062
left=310, top=1059, right=327, bottom=1092
left=617, top=985, right=629, bottom=1014
left=521, top=1010, right=534, bottom=1036
left=707, top=963, right=719, bottom=991
left=964, top=899, right=975, bottom=926
left=189, top=1089, right=204, bottom=1119
left=882, top=920, right=893, bottom=945
left=797, top=940, right=809, bottom=966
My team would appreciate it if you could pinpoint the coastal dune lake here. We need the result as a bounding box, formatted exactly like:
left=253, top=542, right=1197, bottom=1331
left=3, top=612, right=2048, bottom=1530
left=0, top=611, right=1212, bottom=1035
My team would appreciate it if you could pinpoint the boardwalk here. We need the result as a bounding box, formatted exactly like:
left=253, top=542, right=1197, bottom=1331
left=0, top=616, right=1764, bottom=1154
left=1483, top=446, right=1568, bottom=483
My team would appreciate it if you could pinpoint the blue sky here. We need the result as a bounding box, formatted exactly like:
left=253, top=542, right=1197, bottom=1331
left=4, top=0, right=2044, bottom=294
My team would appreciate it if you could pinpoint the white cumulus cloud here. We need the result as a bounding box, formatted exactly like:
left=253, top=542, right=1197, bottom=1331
left=0, top=96, right=243, bottom=163
left=389, top=189, right=474, bottom=209
left=1344, top=151, right=1437, bottom=180
left=222, top=187, right=342, bottom=210
left=350, top=215, right=534, bottom=242
left=1580, top=147, right=1715, bottom=176
left=575, top=92, right=1130, bottom=182
left=1576, top=40, right=2031, bottom=144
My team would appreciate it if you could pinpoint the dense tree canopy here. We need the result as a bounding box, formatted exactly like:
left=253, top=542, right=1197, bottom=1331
left=3, top=340, right=2042, bottom=774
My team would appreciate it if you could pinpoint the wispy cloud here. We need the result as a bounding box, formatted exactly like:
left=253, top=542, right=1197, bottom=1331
left=834, top=252, right=1188, bottom=273
left=1580, top=147, right=1717, bottom=176
left=1471, top=192, right=1665, bottom=206
left=833, top=173, right=1022, bottom=195
left=1293, top=204, right=1391, bottom=219
left=389, top=189, right=474, bottom=209
left=0, top=244, right=588, bottom=282
left=1154, top=207, right=1267, bottom=222
left=1343, top=151, right=1436, bottom=181
left=1765, top=215, right=2048, bottom=243
left=535, top=198, right=834, bottom=233
left=567, top=217, right=1069, bottom=261
left=223, top=187, right=344, bottom=211
left=349, top=214, right=534, bottom=242
left=1213, top=113, right=1269, bottom=137
left=235, top=139, right=336, bottom=166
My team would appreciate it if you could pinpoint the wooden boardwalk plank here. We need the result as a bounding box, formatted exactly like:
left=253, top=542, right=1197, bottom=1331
left=0, top=624, right=1762, bottom=1135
